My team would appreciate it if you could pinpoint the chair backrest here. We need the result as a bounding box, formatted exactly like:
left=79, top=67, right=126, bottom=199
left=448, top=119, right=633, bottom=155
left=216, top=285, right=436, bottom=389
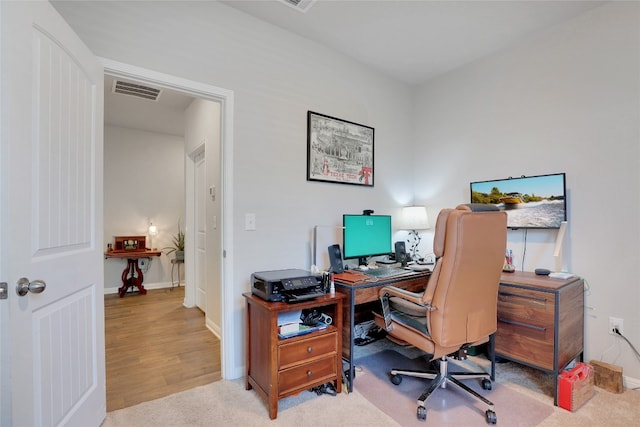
left=423, top=205, right=507, bottom=348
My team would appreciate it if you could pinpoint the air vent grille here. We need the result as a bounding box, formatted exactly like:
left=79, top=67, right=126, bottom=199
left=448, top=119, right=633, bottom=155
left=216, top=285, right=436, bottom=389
left=112, top=80, right=161, bottom=101
left=279, top=0, right=316, bottom=13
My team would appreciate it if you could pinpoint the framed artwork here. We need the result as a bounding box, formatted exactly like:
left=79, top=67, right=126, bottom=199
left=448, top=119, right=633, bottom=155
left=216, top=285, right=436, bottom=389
left=307, top=111, right=374, bottom=187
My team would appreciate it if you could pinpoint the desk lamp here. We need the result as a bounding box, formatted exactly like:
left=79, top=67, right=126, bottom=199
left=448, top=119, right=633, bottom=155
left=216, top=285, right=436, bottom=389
left=148, top=221, right=159, bottom=250
left=401, top=206, right=430, bottom=261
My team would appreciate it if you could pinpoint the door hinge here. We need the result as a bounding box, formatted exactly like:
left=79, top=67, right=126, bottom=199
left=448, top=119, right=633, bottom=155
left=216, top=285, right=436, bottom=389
left=0, top=282, right=7, bottom=300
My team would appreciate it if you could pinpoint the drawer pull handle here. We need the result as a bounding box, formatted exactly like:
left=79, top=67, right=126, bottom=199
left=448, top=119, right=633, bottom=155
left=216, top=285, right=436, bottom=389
left=499, top=291, right=547, bottom=303
left=499, top=317, right=546, bottom=332
left=307, top=370, right=313, bottom=377
left=307, top=346, right=313, bottom=353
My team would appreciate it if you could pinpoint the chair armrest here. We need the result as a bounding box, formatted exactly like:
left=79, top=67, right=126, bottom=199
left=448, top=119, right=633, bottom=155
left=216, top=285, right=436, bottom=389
left=378, top=285, right=425, bottom=305
left=378, top=285, right=432, bottom=332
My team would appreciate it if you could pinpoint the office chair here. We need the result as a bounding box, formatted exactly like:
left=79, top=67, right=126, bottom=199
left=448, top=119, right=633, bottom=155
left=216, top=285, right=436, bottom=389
left=374, top=204, right=506, bottom=424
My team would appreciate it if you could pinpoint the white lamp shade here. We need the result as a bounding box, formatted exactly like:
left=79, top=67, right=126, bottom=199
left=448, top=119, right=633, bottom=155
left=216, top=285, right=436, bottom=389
left=148, top=223, right=158, bottom=236
left=402, top=206, right=430, bottom=230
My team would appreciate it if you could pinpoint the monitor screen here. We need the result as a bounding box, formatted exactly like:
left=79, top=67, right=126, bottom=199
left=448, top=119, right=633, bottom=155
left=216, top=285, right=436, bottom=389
left=470, top=173, right=567, bottom=229
left=342, top=214, right=392, bottom=263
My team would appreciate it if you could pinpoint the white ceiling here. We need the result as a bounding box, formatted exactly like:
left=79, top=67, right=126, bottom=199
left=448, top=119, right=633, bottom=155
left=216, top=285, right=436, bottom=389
left=221, top=0, right=605, bottom=85
left=90, top=1, right=605, bottom=136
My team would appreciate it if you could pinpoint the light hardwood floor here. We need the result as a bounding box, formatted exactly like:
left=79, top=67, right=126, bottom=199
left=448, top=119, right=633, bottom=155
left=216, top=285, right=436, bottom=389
left=105, top=287, right=221, bottom=411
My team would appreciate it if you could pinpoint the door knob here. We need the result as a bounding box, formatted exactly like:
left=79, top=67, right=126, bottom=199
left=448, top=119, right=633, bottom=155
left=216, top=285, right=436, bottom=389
left=16, top=277, right=46, bottom=296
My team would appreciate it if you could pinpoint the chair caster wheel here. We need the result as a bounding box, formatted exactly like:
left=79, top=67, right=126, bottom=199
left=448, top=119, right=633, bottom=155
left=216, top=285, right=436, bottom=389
left=485, top=409, right=497, bottom=424
left=482, top=378, right=492, bottom=390
left=390, top=374, right=402, bottom=385
left=417, top=406, right=426, bottom=421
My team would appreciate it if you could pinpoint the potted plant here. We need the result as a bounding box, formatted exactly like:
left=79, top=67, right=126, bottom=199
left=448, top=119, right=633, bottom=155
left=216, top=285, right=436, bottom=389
left=163, top=220, right=185, bottom=261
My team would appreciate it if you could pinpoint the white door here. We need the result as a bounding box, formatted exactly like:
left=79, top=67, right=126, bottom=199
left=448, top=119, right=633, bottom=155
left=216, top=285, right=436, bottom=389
left=195, top=151, right=207, bottom=310
left=0, top=2, right=105, bottom=426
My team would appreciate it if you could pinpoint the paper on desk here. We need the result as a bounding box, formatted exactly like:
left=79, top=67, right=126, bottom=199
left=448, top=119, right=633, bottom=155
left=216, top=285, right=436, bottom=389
left=277, top=310, right=302, bottom=325
left=333, top=271, right=369, bottom=283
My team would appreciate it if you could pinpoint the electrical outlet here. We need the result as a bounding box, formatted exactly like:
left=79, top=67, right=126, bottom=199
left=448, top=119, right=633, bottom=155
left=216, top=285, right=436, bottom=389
left=609, top=317, right=623, bottom=335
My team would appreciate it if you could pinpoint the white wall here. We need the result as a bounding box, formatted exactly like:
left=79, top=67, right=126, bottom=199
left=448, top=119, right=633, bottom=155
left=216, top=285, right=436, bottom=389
left=58, top=1, right=415, bottom=378
left=104, top=125, right=185, bottom=292
left=412, top=2, right=640, bottom=381
left=184, top=99, right=223, bottom=332
left=57, top=1, right=640, bottom=383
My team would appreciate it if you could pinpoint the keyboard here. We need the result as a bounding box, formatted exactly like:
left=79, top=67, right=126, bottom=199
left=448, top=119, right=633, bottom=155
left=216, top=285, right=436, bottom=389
left=364, top=267, right=413, bottom=279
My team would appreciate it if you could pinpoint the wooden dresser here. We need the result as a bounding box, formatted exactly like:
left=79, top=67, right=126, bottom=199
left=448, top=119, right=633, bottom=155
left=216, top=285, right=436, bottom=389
left=244, top=292, right=344, bottom=419
left=495, top=271, right=584, bottom=405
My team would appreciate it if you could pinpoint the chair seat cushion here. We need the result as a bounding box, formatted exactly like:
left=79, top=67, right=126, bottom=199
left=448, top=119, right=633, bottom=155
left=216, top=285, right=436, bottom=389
left=389, top=297, right=429, bottom=336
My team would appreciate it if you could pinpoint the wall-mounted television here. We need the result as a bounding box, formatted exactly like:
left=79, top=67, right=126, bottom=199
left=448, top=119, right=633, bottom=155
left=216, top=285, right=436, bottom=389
left=470, top=173, right=566, bottom=229
left=342, top=214, right=392, bottom=265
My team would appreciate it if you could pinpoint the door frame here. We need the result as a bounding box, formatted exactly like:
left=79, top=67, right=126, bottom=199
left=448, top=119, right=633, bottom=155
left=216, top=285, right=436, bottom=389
left=101, top=58, right=235, bottom=379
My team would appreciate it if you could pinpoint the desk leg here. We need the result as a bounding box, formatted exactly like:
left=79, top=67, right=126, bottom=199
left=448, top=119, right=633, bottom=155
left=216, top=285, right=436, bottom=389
left=337, top=286, right=356, bottom=393
left=118, top=259, right=147, bottom=297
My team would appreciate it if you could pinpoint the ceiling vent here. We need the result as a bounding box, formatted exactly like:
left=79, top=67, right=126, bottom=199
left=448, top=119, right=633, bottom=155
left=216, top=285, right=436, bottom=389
left=112, top=80, right=162, bottom=101
left=278, top=0, right=317, bottom=13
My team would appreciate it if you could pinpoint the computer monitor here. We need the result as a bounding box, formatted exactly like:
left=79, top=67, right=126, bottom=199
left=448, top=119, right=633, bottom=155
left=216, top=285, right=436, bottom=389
left=342, top=214, right=392, bottom=265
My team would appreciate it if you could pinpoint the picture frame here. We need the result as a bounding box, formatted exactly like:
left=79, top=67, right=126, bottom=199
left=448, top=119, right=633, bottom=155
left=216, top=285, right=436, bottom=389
left=307, top=111, right=374, bottom=187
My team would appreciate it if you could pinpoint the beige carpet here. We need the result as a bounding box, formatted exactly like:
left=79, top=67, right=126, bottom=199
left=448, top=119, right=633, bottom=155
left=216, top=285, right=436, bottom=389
left=101, top=378, right=397, bottom=426
left=354, top=349, right=552, bottom=426
left=102, top=359, right=640, bottom=427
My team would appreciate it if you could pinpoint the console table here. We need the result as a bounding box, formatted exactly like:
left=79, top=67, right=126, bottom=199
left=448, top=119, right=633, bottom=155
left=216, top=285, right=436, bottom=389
left=244, top=292, right=344, bottom=419
left=333, top=271, right=430, bottom=392
left=104, top=250, right=161, bottom=297
left=496, top=271, right=584, bottom=405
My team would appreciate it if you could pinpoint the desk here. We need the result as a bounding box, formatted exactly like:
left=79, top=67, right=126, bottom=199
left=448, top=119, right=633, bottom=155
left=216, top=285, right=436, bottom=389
left=496, top=271, right=584, bottom=405
left=334, top=271, right=430, bottom=391
left=244, top=292, right=344, bottom=419
left=104, top=250, right=161, bottom=297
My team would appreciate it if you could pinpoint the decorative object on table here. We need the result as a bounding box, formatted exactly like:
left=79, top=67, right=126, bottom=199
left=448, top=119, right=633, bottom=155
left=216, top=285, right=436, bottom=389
left=307, top=111, right=374, bottom=187
left=163, top=220, right=185, bottom=261
left=401, top=205, right=430, bottom=261
left=503, top=249, right=515, bottom=272
left=113, top=236, right=146, bottom=252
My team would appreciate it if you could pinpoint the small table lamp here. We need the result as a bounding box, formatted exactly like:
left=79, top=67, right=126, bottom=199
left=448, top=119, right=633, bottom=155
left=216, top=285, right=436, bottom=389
left=148, top=222, right=158, bottom=251
left=401, top=206, right=430, bottom=261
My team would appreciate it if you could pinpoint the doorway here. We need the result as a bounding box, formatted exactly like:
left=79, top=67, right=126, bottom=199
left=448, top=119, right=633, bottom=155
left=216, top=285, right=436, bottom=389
left=102, top=58, right=236, bottom=382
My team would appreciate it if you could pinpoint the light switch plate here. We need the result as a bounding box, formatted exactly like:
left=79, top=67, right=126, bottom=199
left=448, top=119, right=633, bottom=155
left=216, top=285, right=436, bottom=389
left=245, top=213, right=256, bottom=230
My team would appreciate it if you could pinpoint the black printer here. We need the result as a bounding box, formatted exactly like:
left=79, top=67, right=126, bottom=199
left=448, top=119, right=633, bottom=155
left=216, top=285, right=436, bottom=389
left=251, top=269, right=325, bottom=303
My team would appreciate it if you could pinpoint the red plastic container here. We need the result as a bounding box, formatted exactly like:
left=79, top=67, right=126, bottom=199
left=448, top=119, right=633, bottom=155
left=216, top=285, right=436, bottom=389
left=558, top=362, right=594, bottom=411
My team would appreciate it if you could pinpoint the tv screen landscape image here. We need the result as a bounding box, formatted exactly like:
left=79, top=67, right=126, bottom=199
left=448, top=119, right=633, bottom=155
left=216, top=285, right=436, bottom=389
left=470, top=173, right=566, bottom=229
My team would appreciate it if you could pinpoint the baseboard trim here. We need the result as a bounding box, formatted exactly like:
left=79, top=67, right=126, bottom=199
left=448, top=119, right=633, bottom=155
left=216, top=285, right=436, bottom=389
left=104, top=281, right=176, bottom=295
left=624, top=375, right=640, bottom=390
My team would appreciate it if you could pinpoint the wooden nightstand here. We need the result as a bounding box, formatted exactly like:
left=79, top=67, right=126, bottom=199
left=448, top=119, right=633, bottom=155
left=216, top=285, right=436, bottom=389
left=495, top=271, right=584, bottom=405
left=244, top=292, right=344, bottom=419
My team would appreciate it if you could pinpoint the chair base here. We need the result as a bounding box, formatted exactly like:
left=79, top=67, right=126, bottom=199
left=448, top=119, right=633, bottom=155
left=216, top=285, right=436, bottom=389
left=389, top=357, right=497, bottom=424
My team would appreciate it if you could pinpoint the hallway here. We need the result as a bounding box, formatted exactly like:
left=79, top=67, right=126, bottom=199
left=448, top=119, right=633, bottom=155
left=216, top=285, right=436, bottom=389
left=105, top=287, right=221, bottom=411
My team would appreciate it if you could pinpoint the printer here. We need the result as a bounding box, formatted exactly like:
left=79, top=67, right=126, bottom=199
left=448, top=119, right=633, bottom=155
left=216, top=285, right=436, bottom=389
left=251, top=269, right=326, bottom=303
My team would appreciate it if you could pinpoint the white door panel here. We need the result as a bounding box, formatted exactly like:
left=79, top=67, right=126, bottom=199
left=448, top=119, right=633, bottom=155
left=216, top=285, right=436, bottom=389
left=1, top=2, right=105, bottom=426
left=195, top=151, right=206, bottom=310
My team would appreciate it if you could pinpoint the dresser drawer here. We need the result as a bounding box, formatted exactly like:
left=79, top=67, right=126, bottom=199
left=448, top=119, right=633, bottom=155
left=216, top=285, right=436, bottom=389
left=278, top=354, right=336, bottom=397
left=279, top=332, right=336, bottom=369
left=496, top=286, right=555, bottom=370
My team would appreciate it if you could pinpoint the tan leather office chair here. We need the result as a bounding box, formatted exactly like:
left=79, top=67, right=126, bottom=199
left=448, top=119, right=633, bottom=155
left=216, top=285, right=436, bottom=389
left=374, top=204, right=506, bottom=424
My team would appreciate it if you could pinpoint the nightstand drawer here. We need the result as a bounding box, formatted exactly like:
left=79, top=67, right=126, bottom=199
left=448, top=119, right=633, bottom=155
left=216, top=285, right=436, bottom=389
left=496, top=318, right=554, bottom=370
left=497, top=286, right=556, bottom=370
left=279, top=332, right=336, bottom=368
left=498, top=287, right=555, bottom=325
left=278, top=354, right=336, bottom=396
